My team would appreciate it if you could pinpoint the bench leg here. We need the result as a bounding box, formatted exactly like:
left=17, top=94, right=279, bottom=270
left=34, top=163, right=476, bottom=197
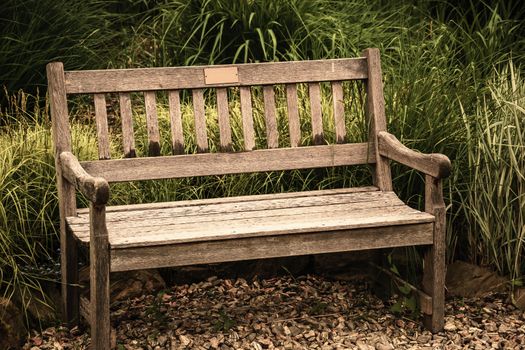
left=423, top=175, right=446, bottom=332
left=61, top=228, right=80, bottom=326
left=90, top=204, right=111, bottom=349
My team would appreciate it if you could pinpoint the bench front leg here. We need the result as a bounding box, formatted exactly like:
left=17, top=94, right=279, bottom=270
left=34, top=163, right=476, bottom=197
left=90, top=203, right=111, bottom=349
left=423, top=174, right=446, bottom=332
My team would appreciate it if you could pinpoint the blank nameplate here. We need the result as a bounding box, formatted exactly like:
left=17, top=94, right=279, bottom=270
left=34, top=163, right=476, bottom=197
left=204, top=67, right=239, bottom=84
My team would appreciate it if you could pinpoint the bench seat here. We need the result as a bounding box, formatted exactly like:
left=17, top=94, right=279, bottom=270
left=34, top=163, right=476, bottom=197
left=67, top=186, right=434, bottom=271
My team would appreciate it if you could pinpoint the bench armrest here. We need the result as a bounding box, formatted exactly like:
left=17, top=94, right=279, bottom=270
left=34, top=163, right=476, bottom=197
left=378, top=131, right=451, bottom=179
left=59, top=152, right=110, bottom=205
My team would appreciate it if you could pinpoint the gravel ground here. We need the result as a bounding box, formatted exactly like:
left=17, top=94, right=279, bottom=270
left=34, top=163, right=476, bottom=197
left=23, top=274, right=525, bottom=349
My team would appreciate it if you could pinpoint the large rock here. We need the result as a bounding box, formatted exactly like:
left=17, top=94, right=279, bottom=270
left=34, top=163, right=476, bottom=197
left=0, top=297, right=25, bottom=349
left=446, top=261, right=507, bottom=298
left=79, top=268, right=166, bottom=302
left=513, top=287, right=525, bottom=310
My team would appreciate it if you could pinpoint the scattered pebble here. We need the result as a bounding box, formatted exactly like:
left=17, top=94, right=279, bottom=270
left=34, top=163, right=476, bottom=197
left=23, top=275, right=525, bottom=349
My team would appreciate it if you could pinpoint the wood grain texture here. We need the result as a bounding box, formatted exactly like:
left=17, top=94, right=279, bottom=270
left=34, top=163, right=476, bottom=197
left=69, top=191, right=423, bottom=230
left=76, top=186, right=379, bottom=214
left=423, top=175, right=446, bottom=332
left=168, top=90, right=185, bottom=154
left=46, top=62, right=79, bottom=326
left=263, top=85, right=279, bottom=148
left=192, top=89, right=208, bottom=152
left=363, top=48, right=392, bottom=191
left=216, top=87, right=232, bottom=151
left=378, top=131, right=451, bottom=179
left=64, top=58, right=368, bottom=94
left=309, top=83, right=324, bottom=145
left=286, top=84, right=301, bottom=147
left=89, top=204, right=110, bottom=349
left=60, top=152, right=110, bottom=205
left=67, top=190, right=434, bottom=248
left=80, top=143, right=375, bottom=183
left=79, top=296, right=90, bottom=325
left=119, top=93, right=136, bottom=158
left=110, top=223, right=433, bottom=271
left=94, top=93, right=111, bottom=160
left=70, top=205, right=434, bottom=248
left=332, top=81, right=346, bottom=143
left=144, top=91, right=161, bottom=156
left=240, top=86, right=255, bottom=151
left=70, top=189, right=392, bottom=225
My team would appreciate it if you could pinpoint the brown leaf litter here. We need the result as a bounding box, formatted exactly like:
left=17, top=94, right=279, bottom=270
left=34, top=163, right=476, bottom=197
left=23, top=274, right=525, bottom=349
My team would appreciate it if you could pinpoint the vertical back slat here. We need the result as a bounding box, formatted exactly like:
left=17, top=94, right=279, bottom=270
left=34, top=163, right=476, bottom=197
left=263, top=85, right=279, bottom=148
left=286, top=84, right=301, bottom=147
left=363, top=48, right=392, bottom=191
left=192, top=89, right=208, bottom=152
left=144, top=91, right=160, bottom=156
left=216, top=88, right=232, bottom=151
left=240, top=87, right=255, bottom=151
left=332, top=81, right=346, bottom=143
left=118, top=93, right=136, bottom=158
left=93, top=93, right=111, bottom=159
left=308, top=83, right=324, bottom=145
left=168, top=90, right=184, bottom=154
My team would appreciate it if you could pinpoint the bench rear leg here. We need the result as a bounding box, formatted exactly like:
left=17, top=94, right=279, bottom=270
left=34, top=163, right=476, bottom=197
left=423, top=175, right=446, bottom=332
left=61, top=229, right=80, bottom=326
left=90, top=204, right=111, bottom=349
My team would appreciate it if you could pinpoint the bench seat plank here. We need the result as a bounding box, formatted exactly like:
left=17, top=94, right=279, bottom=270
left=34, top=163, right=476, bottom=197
left=67, top=189, right=434, bottom=250
left=70, top=190, right=403, bottom=224
left=76, top=186, right=378, bottom=214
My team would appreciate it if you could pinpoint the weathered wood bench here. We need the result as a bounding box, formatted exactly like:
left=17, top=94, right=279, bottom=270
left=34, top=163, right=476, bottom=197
left=47, top=48, right=451, bottom=348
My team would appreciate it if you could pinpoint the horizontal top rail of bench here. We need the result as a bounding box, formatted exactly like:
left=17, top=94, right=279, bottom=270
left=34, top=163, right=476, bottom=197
left=64, top=58, right=368, bottom=94
left=80, top=143, right=375, bottom=183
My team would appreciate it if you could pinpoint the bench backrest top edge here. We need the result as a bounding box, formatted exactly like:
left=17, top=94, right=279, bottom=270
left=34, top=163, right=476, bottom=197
left=58, top=57, right=368, bottom=94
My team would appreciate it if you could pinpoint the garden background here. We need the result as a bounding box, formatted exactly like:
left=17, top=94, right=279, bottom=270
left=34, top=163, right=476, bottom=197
left=1, top=0, right=524, bottom=326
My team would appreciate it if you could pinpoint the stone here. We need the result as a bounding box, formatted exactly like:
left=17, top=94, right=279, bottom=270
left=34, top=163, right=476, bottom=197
left=376, top=342, right=394, bottom=350
left=444, top=322, right=457, bottom=331
left=446, top=261, right=507, bottom=298
left=0, top=297, right=25, bottom=349
left=179, top=334, right=191, bottom=346
left=356, top=340, right=373, bottom=350
left=80, top=267, right=166, bottom=302
left=209, top=337, right=220, bottom=348
left=512, top=287, right=525, bottom=310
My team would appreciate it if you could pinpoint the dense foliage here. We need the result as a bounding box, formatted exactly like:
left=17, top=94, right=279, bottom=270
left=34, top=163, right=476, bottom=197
left=1, top=0, right=524, bottom=318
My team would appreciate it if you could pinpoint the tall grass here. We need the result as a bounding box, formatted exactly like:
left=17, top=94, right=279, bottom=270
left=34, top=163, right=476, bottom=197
left=1, top=0, right=525, bottom=318
left=457, top=62, right=525, bottom=282
left=0, top=91, right=101, bottom=318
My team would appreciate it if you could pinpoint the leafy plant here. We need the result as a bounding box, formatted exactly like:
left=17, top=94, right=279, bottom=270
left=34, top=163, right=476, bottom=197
left=214, top=309, right=235, bottom=332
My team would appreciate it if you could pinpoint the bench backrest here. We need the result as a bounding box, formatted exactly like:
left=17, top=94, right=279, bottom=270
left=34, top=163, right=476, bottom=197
left=47, top=48, right=392, bottom=196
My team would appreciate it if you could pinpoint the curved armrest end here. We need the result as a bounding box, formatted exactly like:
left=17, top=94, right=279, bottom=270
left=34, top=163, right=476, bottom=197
left=378, top=131, right=451, bottom=179
left=431, top=154, right=452, bottom=179
left=60, top=152, right=110, bottom=205
left=81, top=176, right=110, bottom=205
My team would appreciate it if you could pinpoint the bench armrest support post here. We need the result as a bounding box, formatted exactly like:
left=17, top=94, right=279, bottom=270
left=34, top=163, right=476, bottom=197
left=377, top=131, right=451, bottom=179
left=422, top=174, right=446, bottom=332
left=59, top=152, right=110, bottom=205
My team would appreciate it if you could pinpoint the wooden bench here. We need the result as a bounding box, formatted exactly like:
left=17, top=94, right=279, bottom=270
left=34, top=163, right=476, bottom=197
left=47, top=48, right=451, bottom=348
